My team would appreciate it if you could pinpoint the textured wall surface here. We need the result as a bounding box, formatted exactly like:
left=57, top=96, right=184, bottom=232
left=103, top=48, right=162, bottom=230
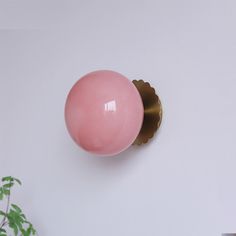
left=1, top=1, right=236, bottom=235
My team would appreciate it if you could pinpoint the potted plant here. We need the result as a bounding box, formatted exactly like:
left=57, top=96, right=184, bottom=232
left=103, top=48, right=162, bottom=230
left=0, top=176, right=37, bottom=236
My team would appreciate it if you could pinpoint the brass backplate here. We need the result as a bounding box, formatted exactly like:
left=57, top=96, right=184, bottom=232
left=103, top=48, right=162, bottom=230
left=132, top=80, right=162, bottom=145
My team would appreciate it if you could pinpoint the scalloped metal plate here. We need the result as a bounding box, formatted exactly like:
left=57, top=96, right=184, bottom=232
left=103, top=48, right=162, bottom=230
left=132, top=79, right=162, bottom=145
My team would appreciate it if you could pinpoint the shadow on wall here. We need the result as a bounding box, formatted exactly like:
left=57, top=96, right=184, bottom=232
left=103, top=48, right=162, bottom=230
left=67, top=126, right=162, bottom=170
left=58, top=122, right=163, bottom=187
left=68, top=141, right=149, bottom=170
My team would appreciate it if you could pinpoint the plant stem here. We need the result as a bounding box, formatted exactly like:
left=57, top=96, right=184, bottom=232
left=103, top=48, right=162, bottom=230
left=0, top=190, right=10, bottom=229
left=1, top=221, right=8, bottom=227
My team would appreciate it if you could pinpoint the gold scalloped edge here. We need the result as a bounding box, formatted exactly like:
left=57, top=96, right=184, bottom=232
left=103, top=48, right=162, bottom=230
left=132, top=79, right=162, bottom=145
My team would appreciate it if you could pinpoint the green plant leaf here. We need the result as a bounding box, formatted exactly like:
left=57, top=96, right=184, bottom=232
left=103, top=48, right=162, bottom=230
left=2, top=176, right=22, bottom=185
left=2, top=176, right=13, bottom=182
left=0, top=229, right=6, bottom=236
left=13, top=178, right=22, bottom=185
left=0, top=210, right=6, bottom=216
left=3, top=183, right=14, bottom=188
left=13, top=224, right=18, bottom=236
left=2, top=188, right=10, bottom=195
left=11, top=204, right=22, bottom=213
left=20, top=228, right=27, bottom=236
left=0, top=188, right=3, bottom=200
left=21, top=213, right=26, bottom=219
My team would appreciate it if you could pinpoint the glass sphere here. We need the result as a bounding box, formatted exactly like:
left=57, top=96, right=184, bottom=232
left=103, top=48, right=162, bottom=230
left=65, top=70, right=144, bottom=156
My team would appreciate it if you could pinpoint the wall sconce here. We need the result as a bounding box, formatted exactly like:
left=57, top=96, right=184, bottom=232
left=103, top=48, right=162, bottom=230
left=65, top=70, right=162, bottom=156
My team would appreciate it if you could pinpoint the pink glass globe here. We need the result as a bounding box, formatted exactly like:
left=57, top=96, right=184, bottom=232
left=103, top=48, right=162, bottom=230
left=65, top=70, right=144, bottom=156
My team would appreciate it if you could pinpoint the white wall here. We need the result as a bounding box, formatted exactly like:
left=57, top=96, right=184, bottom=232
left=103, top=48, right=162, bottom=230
left=1, top=1, right=236, bottom=235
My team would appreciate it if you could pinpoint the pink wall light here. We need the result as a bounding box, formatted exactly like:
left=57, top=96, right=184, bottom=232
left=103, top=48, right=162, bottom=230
left=65, top=70, right=162, bottom=156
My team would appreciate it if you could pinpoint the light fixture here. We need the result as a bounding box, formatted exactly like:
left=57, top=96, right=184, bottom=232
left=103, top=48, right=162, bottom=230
left=65, top=70, right=162, bottom=156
